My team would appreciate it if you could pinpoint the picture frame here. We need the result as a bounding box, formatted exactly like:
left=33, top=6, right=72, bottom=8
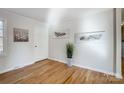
left=75, top=31, right=105, bottom=43
left=13, top=28, right=29, bottom=42
left=52, top=28, right=70, bottom=39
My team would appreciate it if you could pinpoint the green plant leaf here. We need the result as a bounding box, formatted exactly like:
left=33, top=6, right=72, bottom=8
left=66, top=42, right=74, bottom=58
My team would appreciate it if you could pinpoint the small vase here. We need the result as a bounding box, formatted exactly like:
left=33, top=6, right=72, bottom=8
left=67, top=58, right=73, bottom=67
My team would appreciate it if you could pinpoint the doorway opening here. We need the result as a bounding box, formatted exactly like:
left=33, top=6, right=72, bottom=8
left=121, top=8, right=124, bottom=77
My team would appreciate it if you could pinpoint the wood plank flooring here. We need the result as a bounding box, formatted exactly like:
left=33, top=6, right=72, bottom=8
left=0, top=59, right=124, bottom=84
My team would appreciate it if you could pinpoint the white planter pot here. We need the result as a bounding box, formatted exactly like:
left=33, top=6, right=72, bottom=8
left=67, top=58, right=73, bottom=67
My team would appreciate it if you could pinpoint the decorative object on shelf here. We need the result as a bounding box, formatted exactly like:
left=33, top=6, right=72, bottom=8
left=75, top=31, right=105, bottom=43
left=66, top=42, right=74, bottom=67
left=13, top=28, right=29, bottom=42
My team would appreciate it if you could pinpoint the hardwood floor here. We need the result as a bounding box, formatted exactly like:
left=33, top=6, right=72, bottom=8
left=0, top=59, right=124, bottom=84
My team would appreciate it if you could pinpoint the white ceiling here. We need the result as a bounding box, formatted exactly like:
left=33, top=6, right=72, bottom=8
left=3, top=8, right=111, bottom=23
left=4, top=8, right=49, bottom=22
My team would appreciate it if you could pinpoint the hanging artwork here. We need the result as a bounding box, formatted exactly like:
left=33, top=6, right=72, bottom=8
left=52, top=28, right=70, bottom=39
left=75, top=31, right=105, bottom=43
left=13, top=28, right=29, bottom=42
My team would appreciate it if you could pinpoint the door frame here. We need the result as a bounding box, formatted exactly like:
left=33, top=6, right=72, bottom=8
left=115, top=8, right=122, bottom=79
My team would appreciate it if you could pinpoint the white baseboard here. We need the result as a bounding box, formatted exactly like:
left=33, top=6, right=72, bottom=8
left=1, top=58, right=122, bottom=79
left=0, top=68, right=15, bottom=74
left=0, top=58, right=48, bottom=74
left=49, top=58, right=115, bottom=76
left=49, top=58, right=66, bottom=64
left=73, top=63, right=115, bottom=76
left=115, top=73, right=123, bottom=79
left=0, top=61, right=35, bottom=74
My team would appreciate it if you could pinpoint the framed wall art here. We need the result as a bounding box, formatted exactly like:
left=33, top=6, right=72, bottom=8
left=13, top=28, right=29, bottom=42
left=52, top=28, right=70, bottom=39
left=75, top=31, right=105, bottom=43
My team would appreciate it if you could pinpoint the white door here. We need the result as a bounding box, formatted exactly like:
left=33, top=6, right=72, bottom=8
left=33, top=24, right=48, bottom=62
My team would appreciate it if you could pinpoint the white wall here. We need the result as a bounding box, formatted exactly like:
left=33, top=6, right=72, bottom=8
left=0, top=9, right=48, bottom=73
left=0, top=8, right=117, bottom=77
left=49, top=9, right=115, bottom=75
left=33, top=23, right=48, bottom=62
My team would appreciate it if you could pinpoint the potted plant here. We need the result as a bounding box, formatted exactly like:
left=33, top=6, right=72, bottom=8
left=66, top=42, right=74, bottom=66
